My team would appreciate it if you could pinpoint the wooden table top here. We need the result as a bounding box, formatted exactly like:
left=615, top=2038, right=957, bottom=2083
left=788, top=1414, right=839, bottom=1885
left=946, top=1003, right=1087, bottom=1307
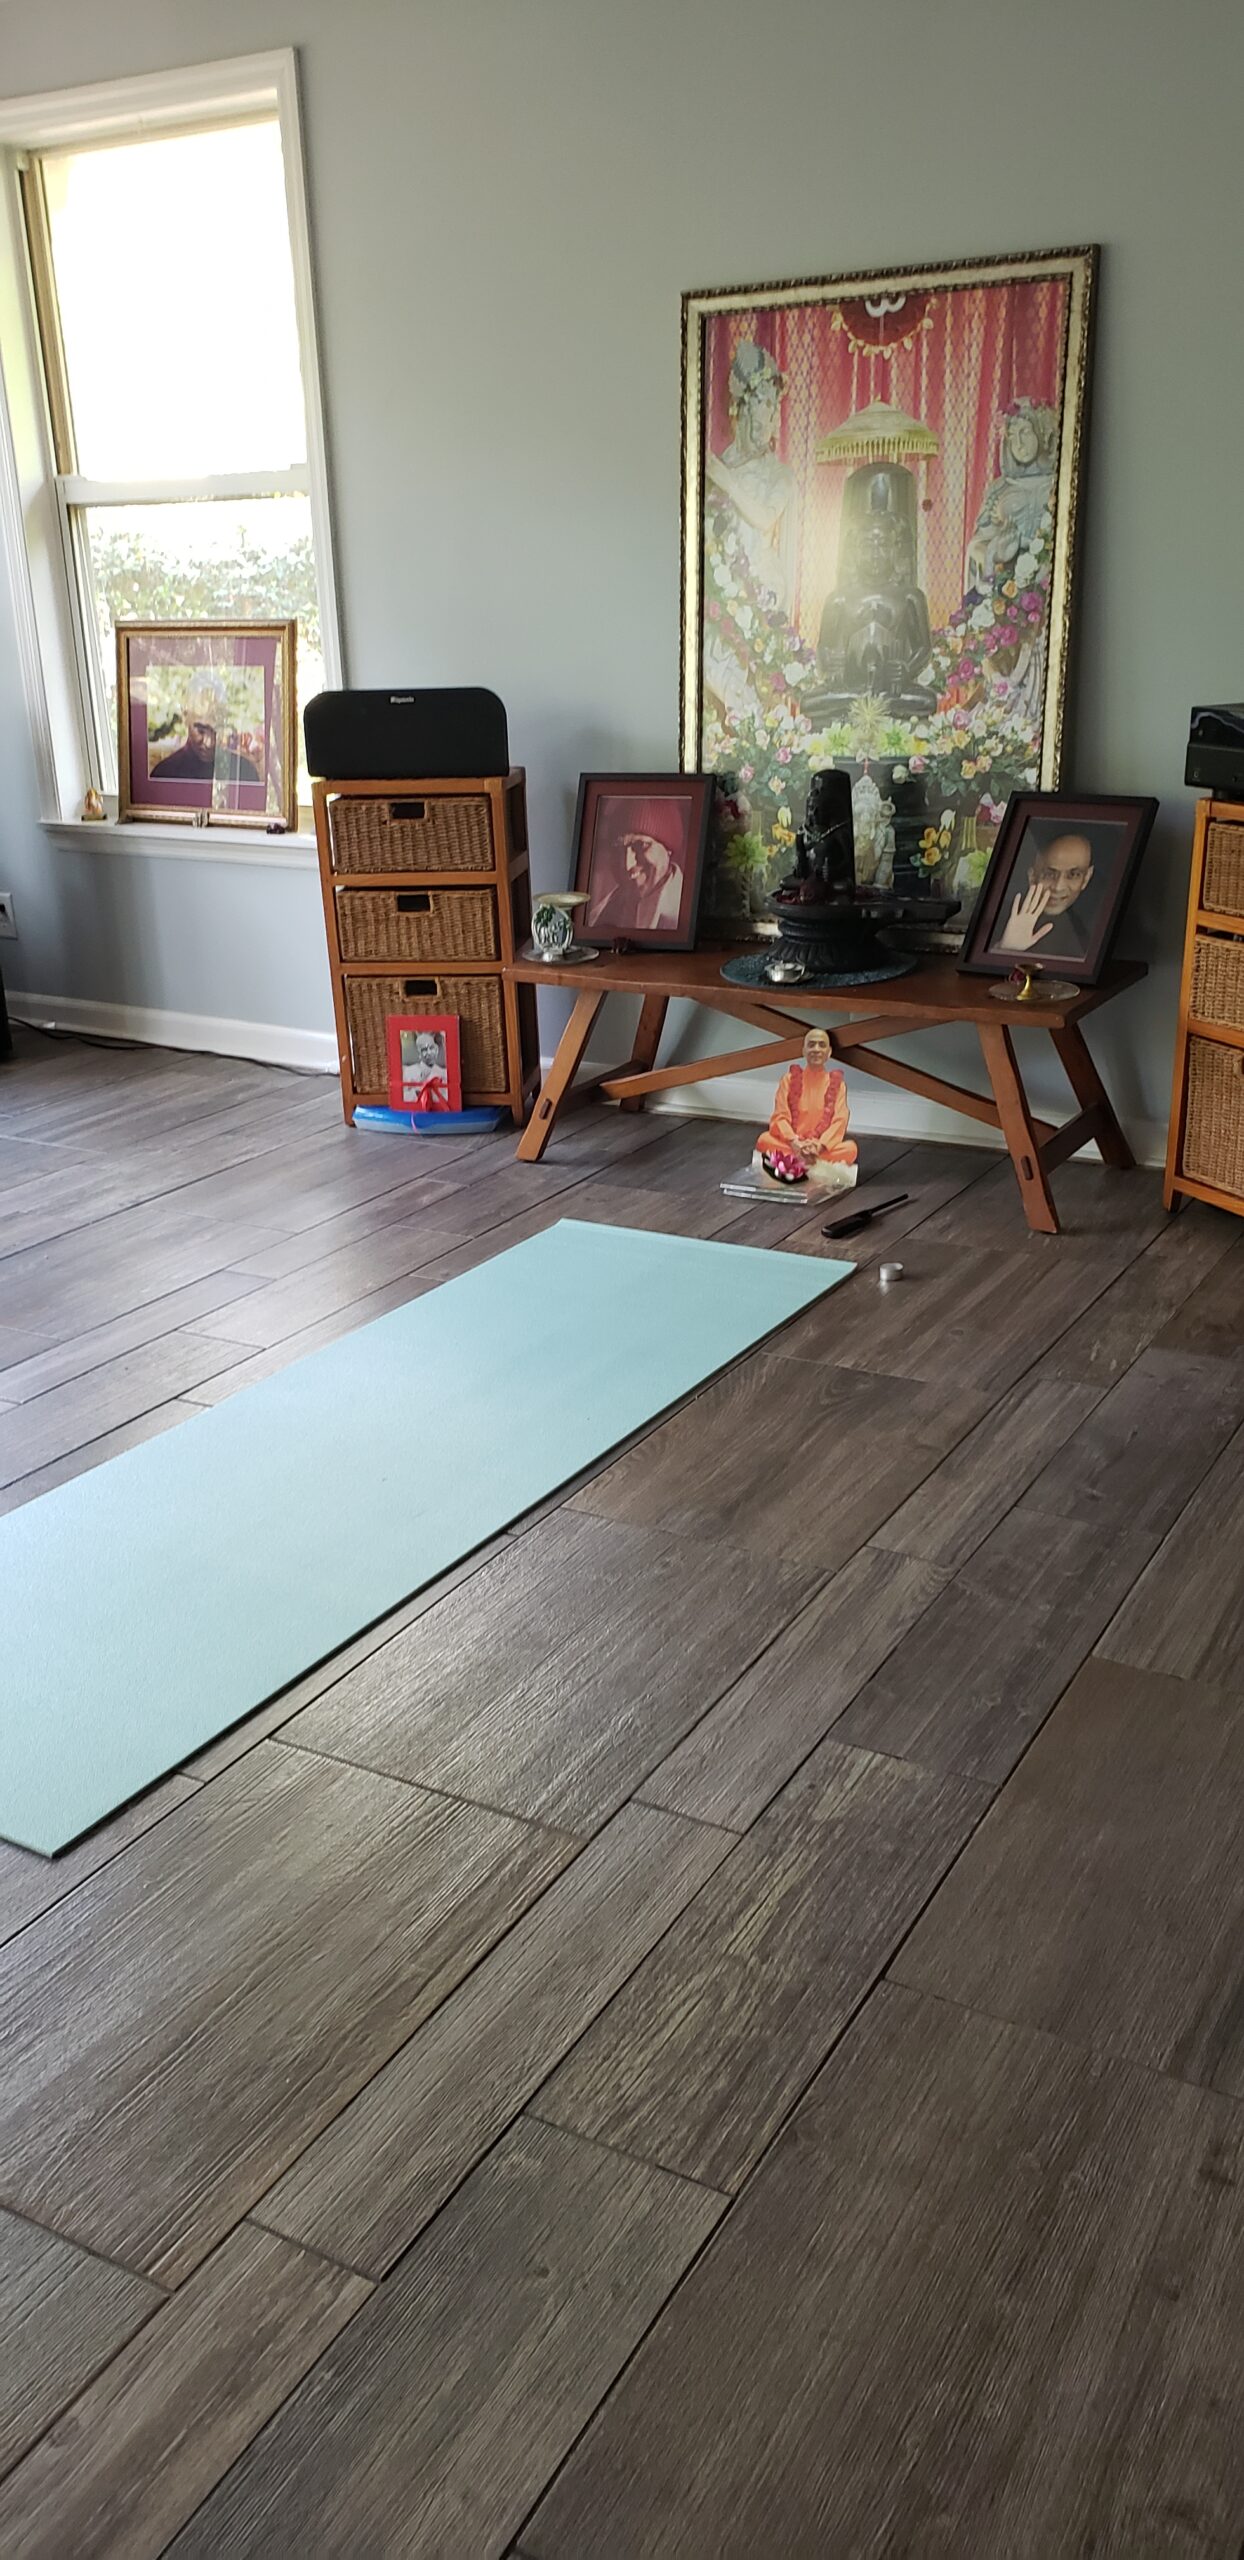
left=506, top=944, right=1147, bottom=1031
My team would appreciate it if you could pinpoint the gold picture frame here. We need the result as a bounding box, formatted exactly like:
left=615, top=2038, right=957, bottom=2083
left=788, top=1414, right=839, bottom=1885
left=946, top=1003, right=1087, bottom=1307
left=681, top=247, right=1097, bottom=933
left=117, top=618, right=298, bottom=831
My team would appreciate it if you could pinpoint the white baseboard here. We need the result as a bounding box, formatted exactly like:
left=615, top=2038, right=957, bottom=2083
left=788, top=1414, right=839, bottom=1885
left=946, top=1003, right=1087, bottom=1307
left=4, top=994, right=1163, bottom=1164
left=7, top=988, right=338, bottom=1074
left=566, top=1053, right=1167, bottom=1170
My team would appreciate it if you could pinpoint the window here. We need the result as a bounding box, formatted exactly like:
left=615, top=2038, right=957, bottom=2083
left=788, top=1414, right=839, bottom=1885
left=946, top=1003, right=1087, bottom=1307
left=0, top=55, right=338, bottom=831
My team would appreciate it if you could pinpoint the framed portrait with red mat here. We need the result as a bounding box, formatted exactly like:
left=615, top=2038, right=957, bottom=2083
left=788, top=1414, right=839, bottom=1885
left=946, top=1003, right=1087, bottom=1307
left=385, top=1012, right=462, bottom=1112
left=573, top=773, right=713, bottom=951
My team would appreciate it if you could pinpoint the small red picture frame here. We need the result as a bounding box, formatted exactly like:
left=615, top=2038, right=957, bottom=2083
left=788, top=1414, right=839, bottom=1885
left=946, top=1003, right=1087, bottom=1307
left=385, top=1013, right=462, bottom=1113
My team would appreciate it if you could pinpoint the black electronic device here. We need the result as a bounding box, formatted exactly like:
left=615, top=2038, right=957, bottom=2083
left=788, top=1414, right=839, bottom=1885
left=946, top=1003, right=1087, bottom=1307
left=821, top=1191, right=910, bottom=1239
left=1186, top=703, right=1244, bottom=798
left=303, top=688, right=509, bottom=781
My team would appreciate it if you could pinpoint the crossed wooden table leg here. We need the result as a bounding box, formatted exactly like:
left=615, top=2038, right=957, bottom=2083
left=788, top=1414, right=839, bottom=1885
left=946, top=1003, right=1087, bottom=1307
left=515, top=989, right=806, bottom=1164
left=514, top=978, right=1135, bottom=1235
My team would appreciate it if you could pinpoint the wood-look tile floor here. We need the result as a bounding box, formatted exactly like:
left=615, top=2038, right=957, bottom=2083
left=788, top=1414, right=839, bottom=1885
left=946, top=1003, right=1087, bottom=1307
left=1, top=1027, right=1242, bottom=2557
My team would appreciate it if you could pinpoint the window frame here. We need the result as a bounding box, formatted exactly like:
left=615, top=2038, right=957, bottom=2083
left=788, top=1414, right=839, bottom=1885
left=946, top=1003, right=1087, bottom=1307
left=0, top=51, right=341, bottom=844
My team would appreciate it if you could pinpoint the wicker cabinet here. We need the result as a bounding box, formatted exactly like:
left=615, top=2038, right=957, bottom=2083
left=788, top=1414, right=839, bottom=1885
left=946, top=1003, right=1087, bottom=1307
left=1165, top=797, right=1244, bottom=1216
left=312, top=772, right=539, bottom=1124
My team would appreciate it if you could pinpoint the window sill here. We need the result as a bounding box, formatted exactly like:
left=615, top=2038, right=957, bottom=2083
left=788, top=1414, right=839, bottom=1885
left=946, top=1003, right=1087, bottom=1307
left=43, top=817, right=318, bottom=868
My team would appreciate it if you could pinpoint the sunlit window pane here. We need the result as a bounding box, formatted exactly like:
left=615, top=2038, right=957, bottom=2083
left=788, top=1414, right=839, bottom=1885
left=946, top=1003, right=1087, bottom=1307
left=42, top=122, right=307, bottom=479
left=83, top=495, right=322, bottom=795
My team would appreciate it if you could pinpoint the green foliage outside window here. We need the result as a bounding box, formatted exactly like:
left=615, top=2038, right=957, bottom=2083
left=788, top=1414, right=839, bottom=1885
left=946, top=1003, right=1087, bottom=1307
left=90, top=527, right=320, bottom=653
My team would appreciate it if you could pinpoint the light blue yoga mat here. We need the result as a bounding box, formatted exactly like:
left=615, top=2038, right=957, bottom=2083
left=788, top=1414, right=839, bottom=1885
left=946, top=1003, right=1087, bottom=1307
left=0, top=1221, right=851, bottom=1857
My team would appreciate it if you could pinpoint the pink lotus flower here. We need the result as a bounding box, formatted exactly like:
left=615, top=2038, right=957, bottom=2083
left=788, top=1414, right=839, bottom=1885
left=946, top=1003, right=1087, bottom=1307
left=766, top=1149, right=808, bottom=1185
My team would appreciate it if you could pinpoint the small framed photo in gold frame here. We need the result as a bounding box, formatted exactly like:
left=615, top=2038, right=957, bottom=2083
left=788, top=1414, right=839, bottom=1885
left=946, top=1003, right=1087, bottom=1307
left=117, top=620, right=297, bottom=830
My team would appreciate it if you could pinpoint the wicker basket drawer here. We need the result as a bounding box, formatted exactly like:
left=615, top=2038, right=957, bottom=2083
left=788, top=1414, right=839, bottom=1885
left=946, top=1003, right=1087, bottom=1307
left=336, top=886, right=498, bottom=964
left=1190, top=933, right=1244, bottom=1032
left=344, top=973, right=508, bottom=1096
left=329, top=793, right=494, bottom=874
left=1203, top=820, right=1244, bottom=917
left=1182, top=1035, right=1244, bottom=1197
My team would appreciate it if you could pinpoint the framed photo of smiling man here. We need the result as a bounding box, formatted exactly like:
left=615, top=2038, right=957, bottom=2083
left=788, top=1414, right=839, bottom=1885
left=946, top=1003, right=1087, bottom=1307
left=959, top=791, right=1157, bottom=985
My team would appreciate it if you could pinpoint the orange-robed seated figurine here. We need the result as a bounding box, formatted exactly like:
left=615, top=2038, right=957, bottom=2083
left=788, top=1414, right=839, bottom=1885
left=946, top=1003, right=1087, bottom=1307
left=754, top=1027, right=859, bottom=1193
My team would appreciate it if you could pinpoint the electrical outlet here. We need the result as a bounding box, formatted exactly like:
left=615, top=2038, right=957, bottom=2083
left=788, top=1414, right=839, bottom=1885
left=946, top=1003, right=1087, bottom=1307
left=0, top=892, right=16, bottom=940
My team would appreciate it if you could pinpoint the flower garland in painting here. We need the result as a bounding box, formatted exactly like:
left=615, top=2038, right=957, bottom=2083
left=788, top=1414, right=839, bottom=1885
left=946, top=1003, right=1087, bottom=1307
left=918, top=510, right=1052, bottom=816
left=701, top=496, right=818, bottom=825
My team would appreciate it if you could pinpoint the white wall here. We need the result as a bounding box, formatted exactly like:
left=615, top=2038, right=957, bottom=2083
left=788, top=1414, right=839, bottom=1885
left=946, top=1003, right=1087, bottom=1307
left=1, top=0, right=1241, bottom=1152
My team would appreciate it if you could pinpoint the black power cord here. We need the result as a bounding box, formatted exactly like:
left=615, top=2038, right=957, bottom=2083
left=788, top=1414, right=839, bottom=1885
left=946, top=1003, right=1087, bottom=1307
left=8, top=1016, right=329, bottom=1076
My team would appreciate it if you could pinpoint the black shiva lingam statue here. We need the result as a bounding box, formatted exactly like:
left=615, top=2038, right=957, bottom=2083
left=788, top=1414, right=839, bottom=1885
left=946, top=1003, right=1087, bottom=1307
left=805, top=463, right=938, bottom=723
left=759, top=770, right=957, bottom=987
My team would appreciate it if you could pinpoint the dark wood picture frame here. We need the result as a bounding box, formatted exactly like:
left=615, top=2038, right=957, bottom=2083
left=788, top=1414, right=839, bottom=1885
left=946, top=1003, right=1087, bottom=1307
left=958, top=791, right=1157, bottom=986
left=572, top=773, right=713, bottom=951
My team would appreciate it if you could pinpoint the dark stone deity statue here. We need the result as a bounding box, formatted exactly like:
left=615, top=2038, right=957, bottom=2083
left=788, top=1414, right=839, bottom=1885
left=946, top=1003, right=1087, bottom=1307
left=808, top=463, right=936, bottom=717
left=763, top=762, right=957, bottom=982
left=781, top=768, right=855, bottom=904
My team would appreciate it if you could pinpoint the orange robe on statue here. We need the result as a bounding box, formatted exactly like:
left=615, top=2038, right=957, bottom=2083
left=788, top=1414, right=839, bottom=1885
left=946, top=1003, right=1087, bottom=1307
left=758, top=1063, right=857, bottom=1168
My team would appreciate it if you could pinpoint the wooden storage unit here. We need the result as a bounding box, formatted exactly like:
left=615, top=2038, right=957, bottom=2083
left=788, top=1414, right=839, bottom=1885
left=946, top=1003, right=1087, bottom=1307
left=312, top=771, right=539, bottom=1125
left=1164, top=796, right=1244, bottom=1217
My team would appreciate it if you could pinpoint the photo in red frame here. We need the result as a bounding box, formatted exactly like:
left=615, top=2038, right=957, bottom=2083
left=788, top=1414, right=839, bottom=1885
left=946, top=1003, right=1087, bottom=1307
left=385, top=1013, right=462, bottom=1113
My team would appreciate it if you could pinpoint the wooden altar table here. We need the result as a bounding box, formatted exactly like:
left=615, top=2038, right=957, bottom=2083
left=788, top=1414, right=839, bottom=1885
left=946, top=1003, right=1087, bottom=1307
left=506, top=947, right=1147, bottom=1236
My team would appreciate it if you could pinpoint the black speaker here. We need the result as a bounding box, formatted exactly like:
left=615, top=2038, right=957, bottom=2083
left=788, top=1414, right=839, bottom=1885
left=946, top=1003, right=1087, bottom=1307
left=303, top=688, right=509, bottom=781
left=1186, top=702, right=1244, bottom=799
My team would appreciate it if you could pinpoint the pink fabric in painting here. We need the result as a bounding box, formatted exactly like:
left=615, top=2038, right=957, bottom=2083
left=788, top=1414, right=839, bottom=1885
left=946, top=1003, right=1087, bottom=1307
left=704, top=276, right=1068, bottom=638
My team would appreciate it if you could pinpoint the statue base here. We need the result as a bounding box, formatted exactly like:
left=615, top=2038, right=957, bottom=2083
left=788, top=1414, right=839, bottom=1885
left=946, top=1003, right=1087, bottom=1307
left=721, top=948, right=917, bottom=992
left=724, top=887, right=957, bottom=988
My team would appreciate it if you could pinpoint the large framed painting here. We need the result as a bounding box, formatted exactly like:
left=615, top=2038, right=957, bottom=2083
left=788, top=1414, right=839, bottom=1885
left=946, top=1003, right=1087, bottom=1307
left=681, top=248, right=1097, bottom=935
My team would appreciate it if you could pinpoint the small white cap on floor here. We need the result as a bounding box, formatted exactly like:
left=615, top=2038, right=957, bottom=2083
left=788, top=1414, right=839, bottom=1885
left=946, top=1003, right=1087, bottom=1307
left=878, top=1261, right=904, bottom=1285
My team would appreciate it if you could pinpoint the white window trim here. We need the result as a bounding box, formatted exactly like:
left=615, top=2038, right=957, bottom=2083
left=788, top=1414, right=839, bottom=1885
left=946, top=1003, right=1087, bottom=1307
left=42, top=817, right=318, bottom=865
left=0, top=48, right=342, bottom=857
